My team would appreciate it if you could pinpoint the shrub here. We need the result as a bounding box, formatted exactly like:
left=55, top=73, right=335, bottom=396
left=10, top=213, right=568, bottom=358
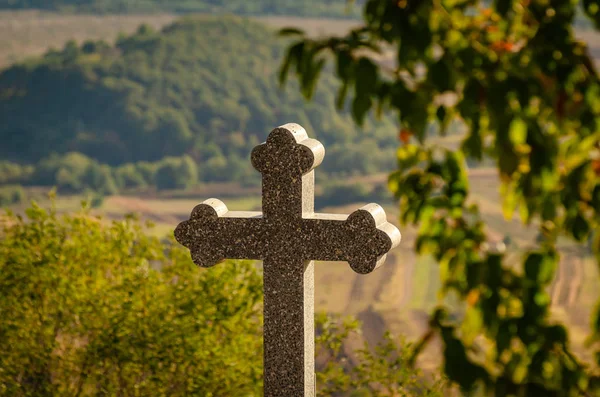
left=80, top=163, right=118, bottom=195
left=0, top=202, right=263, bottom=396
left=114, top=163, right=148, bottom=190
left=154, top=156, right=198, bottom=191
left=0, top=185, right=25, bottom=207
left=90, top=193, right=104, bottom=208
left=0, top=161, right=33, bottom=185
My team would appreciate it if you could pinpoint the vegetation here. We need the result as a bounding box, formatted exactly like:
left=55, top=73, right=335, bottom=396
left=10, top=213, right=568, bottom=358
left=316, top=313, right=447, bottom=395
left=0, top=16, right=397, bottom=193
left=0, top=185, right=25, bottom=207
left=0, top=0, right=360, bottom=17
left=0, top=200, right=441, bottom=396
left=0, top=154, right=204, bottom=195
left=280, top=0, right=600, bottom=395
left=0, top=11, right=178, bottom=69
left=0, top=200, right=264, bottom=396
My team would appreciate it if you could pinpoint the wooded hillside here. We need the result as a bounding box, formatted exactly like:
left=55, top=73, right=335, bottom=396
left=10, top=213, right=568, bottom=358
left=0, top=16, right=397, bottom=193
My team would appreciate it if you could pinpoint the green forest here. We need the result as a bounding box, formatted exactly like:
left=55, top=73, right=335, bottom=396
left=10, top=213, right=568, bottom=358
left=0, top=16, right=398, bottom=197
left=0, top=0, right=360, bottom=17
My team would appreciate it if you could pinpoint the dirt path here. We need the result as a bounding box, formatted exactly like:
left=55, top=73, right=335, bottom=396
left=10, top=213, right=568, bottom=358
left=345, top=272, right=368, bottom=313
left=550, top=253, right=584, bottom=308
left=343, top=252, right=398, bottom=315
left=398, top=249, right=417, bottom=307
left=551, top=255, right=567, bottom=306
left=374, top=253, right=401, bottom=302
left=566, top=257, right=583, bottom=307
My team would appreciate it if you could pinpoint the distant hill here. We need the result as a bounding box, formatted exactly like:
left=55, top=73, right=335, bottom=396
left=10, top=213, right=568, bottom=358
left=0, top=16, right=397, bottom=193
left=0, top=0, right=361, bottom=17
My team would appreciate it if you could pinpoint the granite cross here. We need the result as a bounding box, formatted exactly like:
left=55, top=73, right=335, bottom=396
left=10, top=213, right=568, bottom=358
left=174, top=123, right=401, bottom=397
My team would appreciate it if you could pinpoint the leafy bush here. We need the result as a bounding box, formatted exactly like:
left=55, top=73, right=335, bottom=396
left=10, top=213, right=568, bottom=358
left=0, top=185, right=25, bottom=207
left=0, top=202, right=264, bottom=396
left=154, top=155, right=198, bottom=191
left=80, top=163, right=118, bottom=195
left=316, top=314, right=447, bottom=396
left=114, top=163, right=148, bottom=190
left=0, top=161, right=33, bottom=185
left=1, top=153, right=203, bottom=195
left=89, top=193, right=104, bottom=208
left=27, top=152, right=119, bottom=195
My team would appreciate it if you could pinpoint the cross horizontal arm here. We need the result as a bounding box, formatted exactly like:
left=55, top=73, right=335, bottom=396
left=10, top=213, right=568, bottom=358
left=174, top=199, right=266, bottom=267
left=300, top=204, right=401, bottom=274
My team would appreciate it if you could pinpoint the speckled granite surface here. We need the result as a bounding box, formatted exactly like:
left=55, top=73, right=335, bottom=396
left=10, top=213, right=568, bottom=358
left=175, top=123, right=401, bottom=396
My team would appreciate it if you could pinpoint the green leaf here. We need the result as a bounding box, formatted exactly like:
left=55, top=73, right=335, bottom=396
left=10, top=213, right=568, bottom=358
left=351, top=93, right=372, bottom=126
left=335, top=82, right=350, bottom=110
left=428, top=58, right=453, bottom=92
left=571, top=213, right=590, bottom=242
left=541, top=195, right=557, bottom=221
left=500, top=180, right=518, bottom=220
left=436, top=106, right=446, bottom=123
left=462, top=306, right=483, bottom=344
left=545, top=324, right=567, bottom=346
left=519, top=199, right=530, bottom=224
left=524, top=252, right=556, bottom=285
left=278, top=41, right=305, bottom=86
left=354, top=57, right=377, bottom=96
left=302, top=57, right=326, bottom=99
left=396, top=144, right=422, bottom=170
left=592, top=184, right=600, bottom=212
left=336, top=50, right=354, bottom=80
left=508, top=118, right=527, bottom=146
left=495, top=0, right=512, bottom=16
left=496, top=322, right=512, bottom=358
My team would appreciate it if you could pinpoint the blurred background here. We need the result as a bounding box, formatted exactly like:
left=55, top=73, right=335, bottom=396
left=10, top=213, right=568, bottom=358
left=1, top=1, right=599, bottom=395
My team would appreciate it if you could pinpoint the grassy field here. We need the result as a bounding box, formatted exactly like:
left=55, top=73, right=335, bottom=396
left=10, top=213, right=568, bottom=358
left=2, top=10, right=600, bottom=70
left=0, top=11, right=178, bottom=68
left=0, top=11, right=363, bottom=69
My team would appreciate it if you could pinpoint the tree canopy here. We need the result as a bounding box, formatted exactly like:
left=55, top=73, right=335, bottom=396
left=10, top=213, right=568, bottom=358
left=280, top=0, right=600, bottom=394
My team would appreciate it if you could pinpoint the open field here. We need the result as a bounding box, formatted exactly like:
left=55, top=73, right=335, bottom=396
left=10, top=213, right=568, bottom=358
left=0, top=11, right=178, bottom=67
left=0, top=11, right=363, bottom=69
left=5, top=167, right=598, bottom=368
left=3, top=10, right=600, bottom=69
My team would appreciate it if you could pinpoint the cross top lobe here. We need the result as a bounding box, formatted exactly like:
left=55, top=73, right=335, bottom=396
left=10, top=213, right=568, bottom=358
left=251, top=123, right=325, bottom=177
left=174, top=123, right=401, bottom=274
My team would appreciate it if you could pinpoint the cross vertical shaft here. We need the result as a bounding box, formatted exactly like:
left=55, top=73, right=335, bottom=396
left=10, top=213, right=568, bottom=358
left=263, top=256, right=314, bottom=396
left=263, top=169, right=316, bottom=396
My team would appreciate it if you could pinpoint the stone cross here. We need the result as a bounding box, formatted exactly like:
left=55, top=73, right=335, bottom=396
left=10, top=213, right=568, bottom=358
left=174, top=123, right=401, bottom=397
